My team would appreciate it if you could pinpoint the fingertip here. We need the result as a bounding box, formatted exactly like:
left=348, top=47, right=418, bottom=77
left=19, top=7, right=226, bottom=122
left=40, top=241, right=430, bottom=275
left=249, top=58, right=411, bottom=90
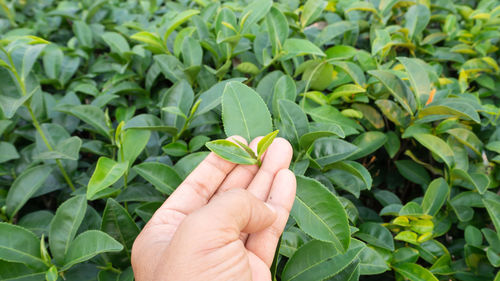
left=260, top=137, right=293, bottom=170
left=273, top=137, right=293, bottom=157
left=276, top=168, right=296, bottom=186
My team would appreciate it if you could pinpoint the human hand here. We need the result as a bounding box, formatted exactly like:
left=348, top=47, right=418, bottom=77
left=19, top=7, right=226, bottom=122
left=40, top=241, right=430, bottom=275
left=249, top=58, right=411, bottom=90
left=131, top=136, right=296, bottom=281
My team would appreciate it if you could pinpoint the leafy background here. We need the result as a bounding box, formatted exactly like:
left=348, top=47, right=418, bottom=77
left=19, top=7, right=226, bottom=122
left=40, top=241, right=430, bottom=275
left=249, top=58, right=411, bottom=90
left=0, top=0, right=500, bottom=280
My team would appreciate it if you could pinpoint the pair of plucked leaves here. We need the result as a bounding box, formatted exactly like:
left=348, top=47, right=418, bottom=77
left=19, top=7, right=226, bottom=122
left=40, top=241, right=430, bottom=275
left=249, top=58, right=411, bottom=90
left=205, top=130, right=279, bottom=166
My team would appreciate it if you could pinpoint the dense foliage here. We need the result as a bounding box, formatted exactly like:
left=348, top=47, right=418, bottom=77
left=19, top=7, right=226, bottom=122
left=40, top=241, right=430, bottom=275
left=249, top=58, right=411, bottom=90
left=0, top=0, right=500, bottom=280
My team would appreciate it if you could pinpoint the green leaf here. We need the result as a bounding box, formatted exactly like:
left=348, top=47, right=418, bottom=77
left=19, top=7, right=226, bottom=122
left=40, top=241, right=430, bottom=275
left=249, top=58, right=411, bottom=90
left=397, top=57, right=431, bottom=108
left=164, top=9, right=200, bottom=41
left=348, top=131, right=387, bottom=160
left=34, top=136, right=82, bottom=161
left=300, top=0, right=327, bottom=28
left=393, top=263, right=439, bottom=281
left=331, top=61, right=366, bottom=87
left=87, top=157, right=128, bottom=200
left=161, top=80, right=194, bottom=131
left=465, top=225, right=482, bottom=247
left=413, top=133, right=454, bottom=168
left=235, top=62, right=259, bottom=75
left=240, top=0, right=272, bottom=33
left=5, top=165, right=53, bottom=218
left=404, top=4, right=431, bottom=39
left=375, top=99, right=410, bottom=127
left=130, top=31, right=166, bottom=54
left=486, top=141, right=500, bottom=154
left=124, top=114, right=177, bottom=134
left=154, top=54, right=187, bottom=83
left=272, top=75, right=296, bottom=117
left=62, top=230, right=123, bottom=271
left=278, top=99, right=309, bottom=148
left=101, top=198, right=140, bottom=254
left=57, top=105, right=111, bottom=139
left=393, top=247, right=419, bottom=264
left=0, top=68, right=37, bottom=119
left=222, top=81, right=273, bottom=141
left=328, top=84, right=366, bottom=102
left=417, top=99, right=480, bottom=124
left=266, top=6, right=289, bottom=56
left=19, top=44, right=48, bottom=78
left=101, top=32, right=130, bottom=59
left=282, top=239, right=338, bottom=281
left=49, top=195, right=87, bottom=265
left=163, top=141, right=189, bottom=157
left=282, top=38, right=325, bottom=60
left=291, top=175, right=350, bottom=252
left=42, top=45, right=63, bottom=80
left=451, top=168, right=489, bottom=194
left=395, top=160, right=431, bottom=186
left=328, top=160, right=372, bottom=191
left=205, top=139, right=257, bottom=165
left=45, top=265, right=58, bottom=281
left=0, top=141, right=19, bottom=163
left=445, top=128, right=483, bottom=156
left=299, top=126, right=345, bottom=151
left=0, top=223, right=46, bottom=269
left=310, top=137, right=358, bottom=168
left=368, top=70, right=416, bottom=115
left=394, top=231, right=418, bottom=244
left=482, top=192, right=500, bottom=240
left=358, top=246, right=390, bottom=275
left=421, top=178, right=449, bottom=216
left=195, top=78, right=247, bottom=117
left=355, top=222, right=394, bottom=251
left=133, top=162, right=182, bottom=195
left=0, top=260, right=45, bottom=280
left=384, top=131, right=400, bottom=158
left=257, top=130, right=279, bottom=160
left=181, top=36, right=202, bottom=67
left=282, top=239, right=364, bottom=281
left=118, top=129, right=150, bottom=166
left=18, top=210, right=53, bottom=237
left=73, top=21, right=93, bottom=48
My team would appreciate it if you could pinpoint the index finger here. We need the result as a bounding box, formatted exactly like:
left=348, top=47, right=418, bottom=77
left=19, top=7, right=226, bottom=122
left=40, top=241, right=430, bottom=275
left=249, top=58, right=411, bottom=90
left=154, top=136, right=245, bottom=217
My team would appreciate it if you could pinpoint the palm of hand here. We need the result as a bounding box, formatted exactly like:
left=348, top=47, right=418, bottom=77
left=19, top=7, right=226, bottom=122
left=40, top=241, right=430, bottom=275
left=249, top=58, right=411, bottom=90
left=132, top=136, right=295, bottom=281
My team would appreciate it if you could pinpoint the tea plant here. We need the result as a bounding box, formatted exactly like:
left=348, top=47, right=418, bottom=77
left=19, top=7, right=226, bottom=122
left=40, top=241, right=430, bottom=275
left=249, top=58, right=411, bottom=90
left=0, top=0, right=499, bottom=280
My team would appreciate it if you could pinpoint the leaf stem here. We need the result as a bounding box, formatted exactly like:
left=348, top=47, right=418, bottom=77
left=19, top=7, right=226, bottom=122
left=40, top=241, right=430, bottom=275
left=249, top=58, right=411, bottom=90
left=27, top=106, right=76, bottom=191
left=8, top=51, right=76, bottom=191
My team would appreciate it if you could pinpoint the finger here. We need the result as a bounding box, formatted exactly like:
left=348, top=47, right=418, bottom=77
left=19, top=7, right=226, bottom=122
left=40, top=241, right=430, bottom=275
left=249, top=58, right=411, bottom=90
left=185, top=189, right=277, bottom=245
left=246, top=138, right=293, bottom=201
left=149, top=136, right=245, bottom=225
left=248, top=251, right=272, bottom=281
left=215, top=137, right=262, bottom=195
left=246, top=169, right=296, bottom=267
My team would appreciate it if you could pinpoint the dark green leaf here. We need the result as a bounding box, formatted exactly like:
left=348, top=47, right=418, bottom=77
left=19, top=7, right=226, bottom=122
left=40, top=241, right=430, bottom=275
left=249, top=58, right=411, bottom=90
left=6, top=165, right=53, bottom=218
left=133, top=162, right=182, bottom=195
left=222, top=82, right=273, bottom=141
left=49, top=195, right=87, bottom=265
left=62, top=230, right=123, bottom=271
left=291, top=176, right=350, bottom=252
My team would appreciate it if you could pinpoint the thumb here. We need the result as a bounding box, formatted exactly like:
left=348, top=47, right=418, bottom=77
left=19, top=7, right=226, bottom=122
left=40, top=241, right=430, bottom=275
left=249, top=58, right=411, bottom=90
left=189, top=189, right=277, bottom=237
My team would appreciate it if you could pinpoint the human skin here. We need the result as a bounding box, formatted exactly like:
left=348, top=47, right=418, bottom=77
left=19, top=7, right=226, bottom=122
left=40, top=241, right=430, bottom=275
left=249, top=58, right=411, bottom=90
left=131, top=136, right=296, bottom=281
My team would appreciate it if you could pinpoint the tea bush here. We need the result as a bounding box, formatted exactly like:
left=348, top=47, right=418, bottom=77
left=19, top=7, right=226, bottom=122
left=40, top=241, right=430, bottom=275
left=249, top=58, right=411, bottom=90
left=0, top=0, right=500, bottom=280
